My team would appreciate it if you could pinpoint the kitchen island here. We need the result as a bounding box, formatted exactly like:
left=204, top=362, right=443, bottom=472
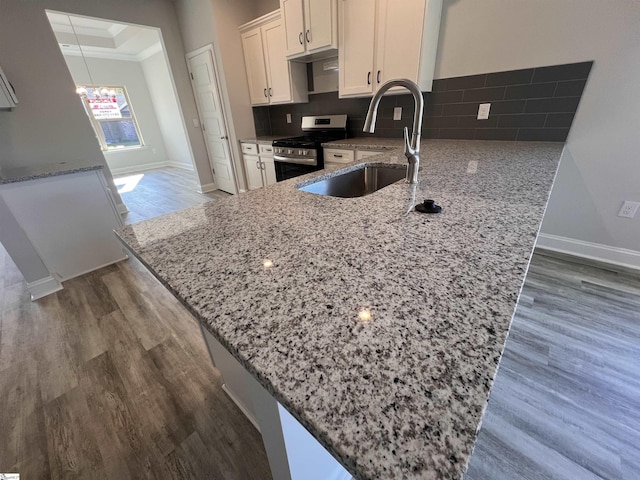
left=115, top=140, right=563, bottom=479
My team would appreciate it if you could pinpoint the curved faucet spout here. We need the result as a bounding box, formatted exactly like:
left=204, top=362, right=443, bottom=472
left=363, top=79, right=424, bottom=184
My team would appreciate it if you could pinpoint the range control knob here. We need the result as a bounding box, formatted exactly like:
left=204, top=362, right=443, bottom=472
left=287, top=149, right=293, bottom=155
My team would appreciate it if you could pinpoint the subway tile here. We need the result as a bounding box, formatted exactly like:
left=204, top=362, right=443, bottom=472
left=441, top=103, right=479, bottom=116
left=555, top=79, right=588, bottom=97
left=431, top=79, right=448, bottom=92
left=424, top=116, right=459, bottom=128
left=430, top=90, right=464, bottom=104
left=532, top=61, right=593, bottom=83
left=423, top=128, right=440, bottom=139
left=517, top=128, right=570, bottom=142
left=462, top=86, right=506, bottom=102
left=545, top=112, right=575, bottom=128
left=446, top=74, right=487, bottom=90
left=505, top=82, right=556, bottom=100
left=497, top=114, right=547, bottom=128
left=425, top=103, right=443, bottom=116
left=439, top=128, right=476, bottom=140
left=474, top=129, right=518, bottom=141
left=485, top=68, right=534, bottom=86
left=525, top=97, right=580, bottom=113
left=457, top=116, right=499, bottom=128
left=490, top=100, right=527, bottom=114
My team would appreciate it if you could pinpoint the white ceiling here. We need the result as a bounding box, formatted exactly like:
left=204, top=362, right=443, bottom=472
left=46, top=11, right=162, bottom=62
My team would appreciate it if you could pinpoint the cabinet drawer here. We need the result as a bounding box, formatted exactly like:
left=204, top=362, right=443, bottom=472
left=324, top=148, right=354, bottom=164
left=241, top=142, right=259, bottom=155
left=259, top=144, right=274, bottom=156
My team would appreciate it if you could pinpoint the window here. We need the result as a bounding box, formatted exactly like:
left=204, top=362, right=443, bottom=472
left=76, top=86, right=143, bottom=150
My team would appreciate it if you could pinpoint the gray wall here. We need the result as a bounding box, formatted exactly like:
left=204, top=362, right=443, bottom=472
left=141, top=50, right=195, bottom=172
left=434, top=0, right=640, bottom=265
left=63, top=55, right=170, bottom=174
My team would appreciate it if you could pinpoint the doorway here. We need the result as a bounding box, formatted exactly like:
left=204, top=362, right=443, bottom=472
left=187, top=46, right=238, bottom=195
left=45, top=11, right=233, bottom=221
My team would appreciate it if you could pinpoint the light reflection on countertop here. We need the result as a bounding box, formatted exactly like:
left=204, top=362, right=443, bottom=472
left=115, top=139, right=563, bottom=480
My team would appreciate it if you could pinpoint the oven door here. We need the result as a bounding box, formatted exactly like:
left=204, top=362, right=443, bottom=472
left=274, top=160, right=322, bottom=182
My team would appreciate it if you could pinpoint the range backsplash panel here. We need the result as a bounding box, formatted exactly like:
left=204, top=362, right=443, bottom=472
left=253, top=61, right=592, bottom=142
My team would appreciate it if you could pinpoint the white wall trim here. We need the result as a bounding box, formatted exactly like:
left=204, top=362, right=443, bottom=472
left=536, top=233, right=640, bottom=271
left=27, top=275, right=63, bottom=301
left=197, top=182, right=217, bottom=194
left=109, top=161, right=189, bottom=176
left=115, top=202, right=129, bottom=215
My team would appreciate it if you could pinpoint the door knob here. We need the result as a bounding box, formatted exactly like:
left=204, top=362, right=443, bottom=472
left=220, top=136, right=228, bottom=140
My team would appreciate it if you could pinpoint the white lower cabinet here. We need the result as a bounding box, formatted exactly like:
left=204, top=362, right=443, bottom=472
left=242, top=142, right=278, bottom=190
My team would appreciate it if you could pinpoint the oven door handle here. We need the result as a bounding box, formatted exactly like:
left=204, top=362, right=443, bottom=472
left=274, top=155, right=317, bottom=166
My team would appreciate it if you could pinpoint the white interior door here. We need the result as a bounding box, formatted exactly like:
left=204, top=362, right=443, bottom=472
left=188, top=48, right=238, bottom=194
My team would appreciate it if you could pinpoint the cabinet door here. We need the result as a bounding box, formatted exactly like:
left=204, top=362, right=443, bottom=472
left=375, top=0, right=426, bottom=87
left=244, top=154, right=265, bottom=190
left=241, top=28, right=270, bottom=105
left=304, top=0, right=335, bottom=54
left=281, top=0, right=306, bottom=57
left=262, top=20, right=293, bottom=104
left=338, top=0, right=375, bottom=97
left=261, top=157, right=277, bottom=186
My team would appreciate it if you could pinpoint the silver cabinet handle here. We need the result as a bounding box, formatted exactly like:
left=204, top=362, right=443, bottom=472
left=256, top=160, right=261, bottom=170
left=299, top=32, right=303, bottom=44
left=306, top=29, right=311, bottom=43
left=264, top=88, right=268, bottom=97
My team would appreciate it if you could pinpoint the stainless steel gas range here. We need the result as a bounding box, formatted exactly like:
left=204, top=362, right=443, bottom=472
left=272, top=115, right=347, bottom=182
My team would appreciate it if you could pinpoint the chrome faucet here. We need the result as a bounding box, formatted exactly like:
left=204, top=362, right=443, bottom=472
left=363, top=79, right=424, bottom=184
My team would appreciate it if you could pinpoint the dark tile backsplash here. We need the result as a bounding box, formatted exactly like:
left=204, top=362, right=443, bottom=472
left=253, top=61, right=592, bottom=142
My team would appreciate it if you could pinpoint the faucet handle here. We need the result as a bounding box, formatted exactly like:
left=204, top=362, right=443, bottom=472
left=403, top=127, right=415, bottom=156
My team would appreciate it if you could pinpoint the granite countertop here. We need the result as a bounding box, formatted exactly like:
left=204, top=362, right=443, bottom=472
left=115, top=140, right=563, bottom=480
left=240, top=135, right=288, bottom=145
left=0, top=160, right=103, bottom=185
left=323, top=137, right=404, bottom=150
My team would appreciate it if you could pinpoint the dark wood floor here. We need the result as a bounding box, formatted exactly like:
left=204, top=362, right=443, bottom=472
left=2, top=168, right=639, bottom=478
left=0, top=247, right=272, bottom=479
left=114, top=167, right=229, bottom=224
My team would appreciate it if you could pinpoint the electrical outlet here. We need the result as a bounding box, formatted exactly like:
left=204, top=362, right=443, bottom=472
left=286, top=113, right=292, bottom=124
left=618, top=201, right=640, bottom=218
left=477, top=103, right=491, bottom=120
left=393, top=107, right=402, bottom=121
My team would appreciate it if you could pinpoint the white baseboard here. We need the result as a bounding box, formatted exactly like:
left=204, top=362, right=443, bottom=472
left=27, top=275, right=63, bottom=301
left=166, top=161, right=194, bottom=171
left=198, top=183, right=217, bottom=194
left=536, top=233, right=640, bottom=271
left=110, top=161, right=195, bottom=177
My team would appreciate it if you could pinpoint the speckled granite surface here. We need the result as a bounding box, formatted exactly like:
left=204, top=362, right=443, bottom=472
left=115, top=140, right=563, bottom=480
left=323, top=137, right=403, bottom=150
left=0, top=160, right=103, bottom=184
left=240, top=135, right=288, bottom=145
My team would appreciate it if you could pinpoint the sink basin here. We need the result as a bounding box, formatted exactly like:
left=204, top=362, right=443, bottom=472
left=298, top=165, right=407, bottom=198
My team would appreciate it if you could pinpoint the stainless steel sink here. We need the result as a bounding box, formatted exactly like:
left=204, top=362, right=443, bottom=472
left=298, top=165, right=407, bottom=198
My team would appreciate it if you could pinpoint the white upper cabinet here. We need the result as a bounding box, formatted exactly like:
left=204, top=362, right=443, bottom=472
left=339, top=0, right=443, bottom=98
left=281, top=0, right=338, bottom=60
left=240, top=11, right=308, bottom=106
